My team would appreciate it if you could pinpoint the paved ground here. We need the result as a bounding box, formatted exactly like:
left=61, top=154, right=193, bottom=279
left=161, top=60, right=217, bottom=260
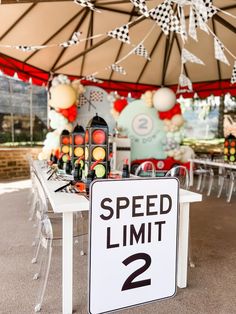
left=0, top=179, right=236, bottom=314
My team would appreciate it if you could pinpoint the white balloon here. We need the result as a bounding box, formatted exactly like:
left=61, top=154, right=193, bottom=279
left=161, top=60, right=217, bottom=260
left=49, top=110, right=68, bottom=129
left=179, top=146, right=195, bottom=163
left=43, top=131, right=60, bottom=150
left=153, top=87, right=176, bottom=112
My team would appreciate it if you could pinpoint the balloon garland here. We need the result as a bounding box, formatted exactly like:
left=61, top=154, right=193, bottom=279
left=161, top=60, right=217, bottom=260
left=110, top=86, right=194, bottom=164
left=38, top=74, right=85, bottom=160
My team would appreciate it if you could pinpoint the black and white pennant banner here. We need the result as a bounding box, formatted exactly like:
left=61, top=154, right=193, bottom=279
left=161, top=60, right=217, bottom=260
left=133, top=43, right=150, bottom=60
left=15, top=45, right=38, bottom=52
left=188, top=6, right=198, bottom=41
left=149, top=0, right=173, bottom=35
left=130, top=0, right=149, bottom=17
left=109, top=64, right=126, bottom=75
left=231, top=61, right=236, bottom=84
left=214, top=38, right=230, bottom=66
left=182, top=48, right=204, bottom=65
left=60, top=32, right=81, bottom=48
left=84, top=75, right=103, bottom=83
left=179, top=73, right=193, bottom=92
left=107, top=24, right=131, bottom=44
left=74, top=0, right=101, bottom=12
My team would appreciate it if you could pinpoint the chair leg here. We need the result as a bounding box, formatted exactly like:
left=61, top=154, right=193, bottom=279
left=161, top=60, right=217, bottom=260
left=34, top=238, right=53, bottom=313
left=29, top=194, right=38, bottom=221
left=217, top=175, right=225, bottom=198
left=196, top=174, right=202, bottom=191
left=200, top=173, right=207, bottom=193
left=207, top=170, right=214, bottom=196
left=227, top=178, right=235, bottom=203
left=32, top=234, right=42, bottom=264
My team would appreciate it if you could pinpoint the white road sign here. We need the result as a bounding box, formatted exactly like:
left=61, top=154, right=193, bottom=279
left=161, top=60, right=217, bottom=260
left=89, top=177, right=179, bottom=314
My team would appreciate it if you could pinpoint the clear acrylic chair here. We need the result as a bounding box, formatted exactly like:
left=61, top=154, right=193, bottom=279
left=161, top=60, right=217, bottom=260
left=194, top=164, right=214, bottom=196
left=134, top=161, right=156, bottom=177
left=165, top=165, right=190, bottom=190
left=31, top=176, right=88, bottom=312
left=165, top=165, right=195, bottom=268
left=226, top=171, right=236, bottom=203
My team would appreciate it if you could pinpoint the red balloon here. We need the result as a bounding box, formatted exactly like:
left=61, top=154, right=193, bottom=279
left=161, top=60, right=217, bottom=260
left=114, top=98, right=128, bottom=113
left=158, top=103, right=181, bottom=120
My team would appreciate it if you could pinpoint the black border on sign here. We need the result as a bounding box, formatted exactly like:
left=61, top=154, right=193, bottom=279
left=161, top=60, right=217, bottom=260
left=88, top=177, right=180, bottom=314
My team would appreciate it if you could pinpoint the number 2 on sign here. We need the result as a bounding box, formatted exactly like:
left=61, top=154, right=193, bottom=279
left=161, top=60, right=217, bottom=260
left=121, top=253, right=151, bottom=291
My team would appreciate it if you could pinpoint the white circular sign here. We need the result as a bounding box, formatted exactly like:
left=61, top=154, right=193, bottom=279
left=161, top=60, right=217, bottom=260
left=132, top=114, right=153, bottom=136
left=157, top=161, right=165, bottom=169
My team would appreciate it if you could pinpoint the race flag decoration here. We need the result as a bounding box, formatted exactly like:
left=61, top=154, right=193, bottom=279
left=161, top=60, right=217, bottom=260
left=195, top=0, right=217, bottom=22
left=182, top=48, right=205, bottom=65
left=133, top=43, right=150, bottom=60
left=149, top=0, right=173, bottom=35
left=60, top=32, right=81, bottom=48
left=178, top=73, right=193, bottom=92
left=15, top=45, right=37, bottom=52
left=231, top=61, right=236, bottom=84
left=73, top=0, right=101, bottom=12
left=107, top=24, right=131, bottom=44
left=130, top=0, right=149, bottom=17
left=188, top=6, right=198, bottom=41
left=84, top=75, right=103, bottom=83
left=214, top=37, right=230, bottom=66
left=109, top=64, right=126, bottom=75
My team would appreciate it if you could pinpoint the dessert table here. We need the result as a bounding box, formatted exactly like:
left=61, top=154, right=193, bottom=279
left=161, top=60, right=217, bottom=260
left=33, top=160, right=202, bottom=314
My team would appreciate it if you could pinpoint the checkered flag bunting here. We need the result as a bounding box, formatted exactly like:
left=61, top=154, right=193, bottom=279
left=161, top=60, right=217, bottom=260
left=15, top=45, right=37, bottom=52
left=84, top=75, right=103, bottom=83
left=109, top=64, right=126, bottom=75
left=74, top=0, right=101, bottom=12
left=194, top=0, right=217, bottom=22
left=60, top=32, right=81, bottom=48
left=130, top=0, right=149, bottom=17
left=178, top=73, right=193, bottom=92
left=182, top=48, right=204, bottom=65
left=133, top=44, right=150, bottom=60
left=107, top=24, right=130, bottom=44
left=214, top=38, right=230, bottom=66
left=231, top=61, right=236, bottom=84
left=149, top=1, right=172, bottom=35
left=188, top=6, right=198, bottom=41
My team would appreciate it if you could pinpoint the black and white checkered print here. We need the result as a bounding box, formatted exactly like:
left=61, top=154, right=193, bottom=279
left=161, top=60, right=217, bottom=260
left=197, top=0, right=217, bottom=22
left=188, top=6, right=197, bottom=41
left=149, top=0, right=173, bottom=35
left=73, top=0, right=100, bottom=12
left=60, top=32, right=81, bottom=48
left=214, top=38, right=230, bottom=66
left=16, top=45, right=36, bottom=52
left=130, top=0, right=149, bottom=17
left=231, top=61, right=236, bottom=84
left=84, top=75, right=103, bottom=83
left=133, top=44, right=150, bottom=60
left=109, top=64, right=126, bottom=75
left=107, top=24, right=130, bottom=44
left=182, top=48, right=204, bottom=65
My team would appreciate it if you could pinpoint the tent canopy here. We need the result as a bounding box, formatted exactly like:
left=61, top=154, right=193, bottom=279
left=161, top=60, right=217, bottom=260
left=0, top=0, right=236, bottom=97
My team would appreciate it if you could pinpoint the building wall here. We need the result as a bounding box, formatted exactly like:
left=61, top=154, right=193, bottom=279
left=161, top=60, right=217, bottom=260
left=0, top=147, right=41, bottom=180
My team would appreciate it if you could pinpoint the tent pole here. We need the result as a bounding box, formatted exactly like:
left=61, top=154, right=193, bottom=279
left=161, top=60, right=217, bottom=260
left=29, top=82, right=33, bottom=145
left=8, top=79, right=14, bottom=143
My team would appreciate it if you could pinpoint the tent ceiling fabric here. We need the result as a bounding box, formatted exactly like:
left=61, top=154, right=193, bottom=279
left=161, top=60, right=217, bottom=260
left=0, top=0, right=235, bottom=91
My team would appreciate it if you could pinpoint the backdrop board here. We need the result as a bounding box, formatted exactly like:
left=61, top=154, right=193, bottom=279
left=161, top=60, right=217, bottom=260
left=89, top=177, right=179, bottom=314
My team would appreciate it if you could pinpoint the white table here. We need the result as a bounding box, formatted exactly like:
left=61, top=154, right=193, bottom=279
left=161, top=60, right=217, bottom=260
left=189, top=158, right=236, bottom=187
left=33, top=160, right=202, bottom=314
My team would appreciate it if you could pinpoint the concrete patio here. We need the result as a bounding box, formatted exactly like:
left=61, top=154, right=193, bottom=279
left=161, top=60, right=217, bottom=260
left=0, top=179, right=236, bottom=314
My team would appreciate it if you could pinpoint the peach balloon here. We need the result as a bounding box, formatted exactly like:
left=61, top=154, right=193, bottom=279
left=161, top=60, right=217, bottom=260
left=50, top=84, right=77, bottom=109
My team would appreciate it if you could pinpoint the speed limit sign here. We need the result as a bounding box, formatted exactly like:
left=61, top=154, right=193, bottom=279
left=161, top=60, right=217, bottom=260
left=89, top=177, right=179, bottom=314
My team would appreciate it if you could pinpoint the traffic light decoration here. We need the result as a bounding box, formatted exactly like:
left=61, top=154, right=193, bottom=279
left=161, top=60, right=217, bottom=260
left=224, top=134, right=236, bottom=163
left=85, top=114, right=109, bottom=179
left=71, top=124, right=85, bottom=169
left=60, top=129, right=71, bottom=163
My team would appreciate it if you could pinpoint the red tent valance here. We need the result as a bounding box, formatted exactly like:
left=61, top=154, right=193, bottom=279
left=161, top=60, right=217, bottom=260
left=1, top=54, right=236, bottom=99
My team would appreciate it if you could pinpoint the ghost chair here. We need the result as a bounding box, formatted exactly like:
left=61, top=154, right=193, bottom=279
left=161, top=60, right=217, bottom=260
left=165, top=165, right=195, bottom=268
